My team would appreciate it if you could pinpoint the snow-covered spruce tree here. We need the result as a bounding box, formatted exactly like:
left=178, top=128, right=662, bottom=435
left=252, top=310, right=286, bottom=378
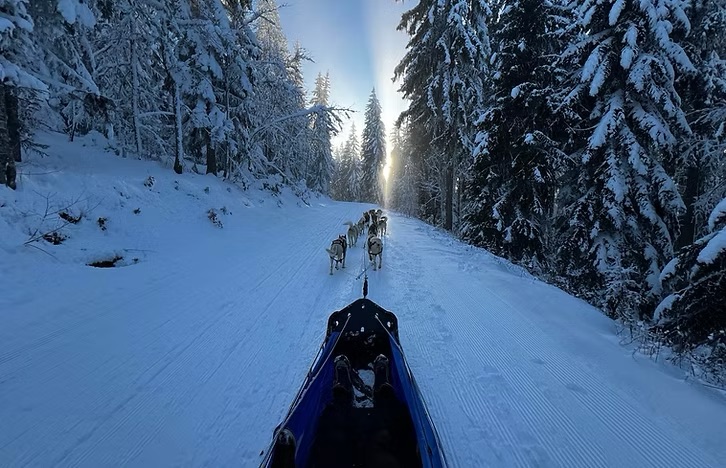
left=656, top=199, right=726, bottom=377
left=250, top=0, right=309, bottom=186
left=397, top=152, right=420, bottom=217
left=1, top=0, right=46, bottom=188
left=396, top=118, right=442, bottom=223
left=330, top=143, right=345, bottom=200
left=91, top=0, right=171, bottom=159
left=388, top=126, right=403, bottom=208
left=150, top=0, right=195, bottom=174
left=347, top=153, right=363, bottom=202
left=0, top=0, right=38, bottom=90
left=394, top=0, right=491, bottom=230
left=28, top=0, right=103, bottom=142
left=555, top=0, right=695, bottom=320
left=217, top=0, right=257, bottom=179
left=307, top=72, right=334, bottom=194
left=147, top=0, right=254, bottom=176
left=462, top=0, right=569, bottom=269
left=175, top=0, right=249, bottom=176
left=336, top=123, right=362, bottom=202
left=360, top=89, right=386, bottom=204
left=285, top=40, right=314, bottom=185
left=674, top=0, right=726, bottom=247
left=390, top=122, right=420, bottom=217
left=331, top=132, right=348, bottom=200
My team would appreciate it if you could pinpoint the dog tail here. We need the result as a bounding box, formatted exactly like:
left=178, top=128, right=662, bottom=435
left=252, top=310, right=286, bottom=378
left=344, top=221, right=354, bottom=227
left=325, top=248, right=334, bottom=255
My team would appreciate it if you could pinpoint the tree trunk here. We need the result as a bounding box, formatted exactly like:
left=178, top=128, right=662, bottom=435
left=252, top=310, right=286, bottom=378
left=173, top=82, right=183, bottom=174
left=131, top=20, right=143, bottom=157
left=69, top=100, right=78, bottom=142
left=456, top=174, right=463, bottom=229
left=0, top=83, right=10, bottom=186
left=224, top=73, right=230, bottom=179
left=206, top=136, right=217, bottom=175
left=677, top=162, right=701, bottom=249
left=444, top=165, right=454, bottom=231
left=5, top=86, right=21, bottom=162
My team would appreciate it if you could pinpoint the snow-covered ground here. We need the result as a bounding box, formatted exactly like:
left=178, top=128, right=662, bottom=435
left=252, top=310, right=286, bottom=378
left=1, top=133, right=725, bottom=467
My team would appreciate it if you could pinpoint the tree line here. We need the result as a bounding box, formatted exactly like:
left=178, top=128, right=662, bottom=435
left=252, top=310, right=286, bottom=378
left=0, top=0, right=339, bottom=195
left=387, top=0, right=726, bottom=380
left=331, top=88, right=386, bottom=205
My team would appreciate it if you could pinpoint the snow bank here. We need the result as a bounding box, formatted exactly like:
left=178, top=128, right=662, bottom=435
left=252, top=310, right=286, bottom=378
left=0, top=131, right=309, bottom=271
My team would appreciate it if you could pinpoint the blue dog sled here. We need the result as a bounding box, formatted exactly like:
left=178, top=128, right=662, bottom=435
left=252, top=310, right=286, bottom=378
left=261, top=283, right=447, bottom=468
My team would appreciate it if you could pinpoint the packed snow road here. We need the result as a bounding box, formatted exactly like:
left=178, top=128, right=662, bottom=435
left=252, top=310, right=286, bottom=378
left=2, top=201, right=726, bottom=467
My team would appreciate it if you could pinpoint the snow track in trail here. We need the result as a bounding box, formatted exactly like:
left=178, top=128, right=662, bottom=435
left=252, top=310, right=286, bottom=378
left=2, top=151, right=726, bottom=468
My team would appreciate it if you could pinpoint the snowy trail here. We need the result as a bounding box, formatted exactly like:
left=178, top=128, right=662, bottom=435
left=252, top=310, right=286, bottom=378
left=372, top=216, right=726, bottom=467
left=2, top=195, right=726, bottom=467
left=1, top=198, right=365, bottom=466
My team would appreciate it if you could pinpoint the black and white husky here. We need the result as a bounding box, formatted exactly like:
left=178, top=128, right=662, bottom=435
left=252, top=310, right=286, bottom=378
left=326, top=235, right=347, bottom=275
left=367, top=233, right=383, bottom=271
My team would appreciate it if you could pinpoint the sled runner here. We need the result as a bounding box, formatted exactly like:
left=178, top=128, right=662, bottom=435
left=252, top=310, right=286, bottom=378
left=261, top=297, right=447, bottom=468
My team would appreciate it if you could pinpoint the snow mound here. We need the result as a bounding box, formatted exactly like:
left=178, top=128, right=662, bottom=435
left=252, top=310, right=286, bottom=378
left=0, top=131, right=308, bottom=271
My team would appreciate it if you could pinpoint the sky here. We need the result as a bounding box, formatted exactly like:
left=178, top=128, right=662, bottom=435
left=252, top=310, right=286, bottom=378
left=277, top=0, right=411, bottom=166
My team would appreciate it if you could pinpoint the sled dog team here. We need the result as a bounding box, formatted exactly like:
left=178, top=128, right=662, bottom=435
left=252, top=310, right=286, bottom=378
left=326, top=208, right=387, bottom=275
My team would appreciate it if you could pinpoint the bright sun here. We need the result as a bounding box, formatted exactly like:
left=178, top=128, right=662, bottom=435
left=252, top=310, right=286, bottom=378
left=382, top=161, right=391, bottom=181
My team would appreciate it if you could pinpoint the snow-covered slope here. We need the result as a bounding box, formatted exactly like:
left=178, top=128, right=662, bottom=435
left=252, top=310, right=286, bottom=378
left=1, top=134, right=725, bottom=467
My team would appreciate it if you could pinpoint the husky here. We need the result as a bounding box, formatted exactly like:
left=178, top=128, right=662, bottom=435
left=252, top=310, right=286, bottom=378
left=326, top=235, right=347, bottom=275
left=357, top=216, right=367, bottom=233
left=368, top=220, right=379, bottom=238
left=367, top=233, right=383, bottom=271
left=367, top=209, right=378, bottom=228
left=344, top=221, right=359, bottom=247
left=378, top=216, right=387, bottom=236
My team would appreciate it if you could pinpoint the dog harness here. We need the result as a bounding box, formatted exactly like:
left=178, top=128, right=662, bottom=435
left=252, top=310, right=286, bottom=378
left=368, top=238, right=382, bottom=255
left=332, top=238, right=347, bottom=263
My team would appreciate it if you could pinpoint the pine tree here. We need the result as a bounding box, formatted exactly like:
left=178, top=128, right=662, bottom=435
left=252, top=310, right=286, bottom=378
left=394, top=0, right=491, bottom=230
left=652, top=0, right=726, bottom=379
left=656, top=198, right=726, bottom=374
left=218, top=0, right=256, bottom=179
left=0, top=0, right=44, bottom=93
left=336, top=124, right=361, bottom=201
left=29, top=0, right=101, bottom=142
left=360, top=88, right=385, bottom=204
left=0, top=0, right=45, bottom=187
left=175, top=0, right=247, bottom=175
left=347, top=152, right=362, bottom=202
left=388, top=126, right=403, bottom=207
left=556, top=0, right=695, bottom=320
left=286, top=40, right=312, bottom=184
left=462, top=0, right=568, bottom=269
left=93, top=0, right=169, bottom=158
left=250, top=0, right=309, bottom=185
left=307, top=72, right=334, bottom=193
left=390, top=122, right=420, bottom=217
left=330, top=143, right=345, bottom=200
left=674, top=0, right=726, bottom=247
